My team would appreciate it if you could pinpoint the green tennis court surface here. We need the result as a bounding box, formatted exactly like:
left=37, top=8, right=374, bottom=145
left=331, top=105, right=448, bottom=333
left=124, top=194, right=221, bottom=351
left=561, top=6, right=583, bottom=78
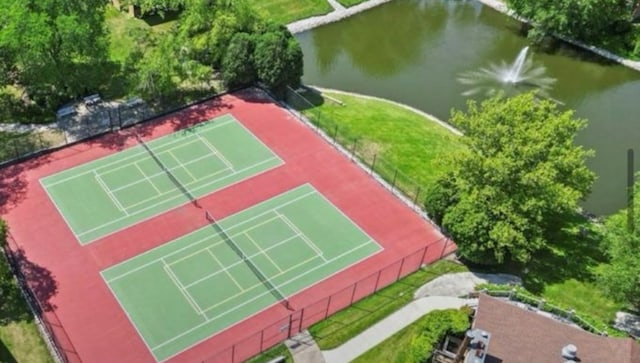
left=40, top=114, right=282, bottom=244
left=101, top=184, right=382, bottom=362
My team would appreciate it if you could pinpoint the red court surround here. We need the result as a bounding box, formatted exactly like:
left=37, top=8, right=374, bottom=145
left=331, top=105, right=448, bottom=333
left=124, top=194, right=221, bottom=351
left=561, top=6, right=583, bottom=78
left=0, top=89, right=456, bottom=363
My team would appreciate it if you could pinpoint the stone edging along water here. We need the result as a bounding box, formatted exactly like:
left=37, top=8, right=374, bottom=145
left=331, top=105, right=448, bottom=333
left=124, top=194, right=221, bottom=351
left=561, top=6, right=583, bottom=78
left=288, top=0, right=640, bottom=73
left=477, top=0, right=640, bottom=72
left=308, top=85, right=463, bottom=136
left=287, top=0, right=394, bottom=34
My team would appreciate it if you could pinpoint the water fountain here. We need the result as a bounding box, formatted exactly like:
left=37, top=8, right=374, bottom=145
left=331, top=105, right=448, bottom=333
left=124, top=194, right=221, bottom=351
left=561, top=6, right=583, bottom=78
left=458, top=46, right=556, bottom=97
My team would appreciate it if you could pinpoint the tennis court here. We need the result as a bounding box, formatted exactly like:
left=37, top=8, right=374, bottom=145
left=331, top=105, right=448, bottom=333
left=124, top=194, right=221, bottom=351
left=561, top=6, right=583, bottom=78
left=40, top=114, right=283, bottom=244
left=101, top=184, right=382, bottom=362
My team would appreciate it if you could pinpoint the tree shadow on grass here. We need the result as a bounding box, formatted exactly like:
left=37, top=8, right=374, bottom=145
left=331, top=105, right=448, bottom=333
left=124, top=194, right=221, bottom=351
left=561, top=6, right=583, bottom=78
left=0, top=338, right=18, bottom=363
left=1, top=243, right=58, bottom=326
left=522, top=213, right=606, bottom=294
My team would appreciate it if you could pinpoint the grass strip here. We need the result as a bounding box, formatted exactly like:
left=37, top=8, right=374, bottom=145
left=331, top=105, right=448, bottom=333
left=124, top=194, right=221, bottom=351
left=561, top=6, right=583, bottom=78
left=309, top=260, right=468, bottom=350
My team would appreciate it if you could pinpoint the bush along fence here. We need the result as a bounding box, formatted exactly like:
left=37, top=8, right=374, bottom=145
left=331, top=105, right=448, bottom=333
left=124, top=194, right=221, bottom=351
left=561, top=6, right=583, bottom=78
left=284, top=86, right=433, bottom=221
left=472, top=286, right=610, bottom=337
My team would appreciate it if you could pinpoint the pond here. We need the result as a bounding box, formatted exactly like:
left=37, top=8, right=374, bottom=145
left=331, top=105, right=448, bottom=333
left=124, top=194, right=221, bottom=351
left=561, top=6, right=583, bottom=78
left=295, top=0, right=640, bottom=216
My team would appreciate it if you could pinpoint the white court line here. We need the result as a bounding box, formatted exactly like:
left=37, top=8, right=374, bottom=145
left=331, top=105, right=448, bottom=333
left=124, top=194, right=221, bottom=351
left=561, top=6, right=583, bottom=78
left=198, top=253, right=319, bottom=315
left=78, top=157, right=280, bottom=238
left=151, top=240, right=377, bottom=352
left=167, top=150, right=196, bottom=182
left=41, top=118, right=236, bottom=188
left=183, top=233, right=301, bottom=289
left=119, top=162, right=230, bottom=212
left=166, top=215, right=283, bottom=267
left=206, top=249, right=244, bottom=292
left=195, top=133, right=235, bottom=171
left=162, top=259, right=204, bottom=315
left=93, top=171, right=128, bottom=215
left=96, top=139, right=205, bottom=183
left=275, top=211, right=327, bottom=262
left=133, top=162, right=161, bottom=194
left=104, top=190, right=317, bottom=283
left=244, top=232, right=284, bottom=273
left=109, top=153, right=213, bottom=193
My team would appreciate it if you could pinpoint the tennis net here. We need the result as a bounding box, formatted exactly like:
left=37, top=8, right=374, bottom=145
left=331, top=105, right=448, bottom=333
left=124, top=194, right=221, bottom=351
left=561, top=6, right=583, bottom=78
left=205, top=210, right=291, bottom=310
left=134, top=132, right=200, bottom=207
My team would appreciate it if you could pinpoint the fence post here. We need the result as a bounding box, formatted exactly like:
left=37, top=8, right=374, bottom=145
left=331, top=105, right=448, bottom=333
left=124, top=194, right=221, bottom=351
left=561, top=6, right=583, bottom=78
left=231, top=345, right=235, bottom=363
left=260, top=329, right=264, bottom=352
left=332, top=124, right=338, bottom=140
left=13, top=139, right=19, bottom=158
left=324, top=296, right=332, bottom=319
left=440, top=238, right=450, bottom=258
left=420, top=245, right=429, bottom=265
left=298, top=308, right=304, bottom=332
left=350, top=282, right=358, bottom=305
left=373, top=270, right=382, bottom=292
left=350, top=139, right=358, bottom=161
left=413, top=187, right=421, bottom=206
left=396, top=257, right=405, bottom=281
left=288, top=313, right=294, bottom=338
left=391, top=169, right=398, bottom=190
left=370, top=154, right=377, bottom=175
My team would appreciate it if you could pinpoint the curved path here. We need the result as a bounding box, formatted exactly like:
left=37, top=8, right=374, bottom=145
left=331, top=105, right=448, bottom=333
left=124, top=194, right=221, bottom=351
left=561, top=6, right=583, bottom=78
left=286, top=271, right=520, bottom=363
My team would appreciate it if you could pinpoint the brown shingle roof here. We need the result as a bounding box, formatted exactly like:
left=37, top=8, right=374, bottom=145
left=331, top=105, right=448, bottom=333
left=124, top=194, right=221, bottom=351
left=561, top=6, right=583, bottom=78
left=473, top=294, right=640, bottom=363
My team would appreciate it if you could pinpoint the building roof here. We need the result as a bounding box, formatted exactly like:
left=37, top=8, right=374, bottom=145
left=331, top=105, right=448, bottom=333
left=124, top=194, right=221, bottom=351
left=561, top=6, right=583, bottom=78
left=473, top=294, right=640, bottom=363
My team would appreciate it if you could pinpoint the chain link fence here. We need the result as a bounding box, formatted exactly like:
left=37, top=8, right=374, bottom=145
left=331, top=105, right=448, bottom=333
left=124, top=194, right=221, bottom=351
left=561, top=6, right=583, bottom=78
left=284, top=86, right=432, bottom=215
left=0, top=89, right=224, bottom=167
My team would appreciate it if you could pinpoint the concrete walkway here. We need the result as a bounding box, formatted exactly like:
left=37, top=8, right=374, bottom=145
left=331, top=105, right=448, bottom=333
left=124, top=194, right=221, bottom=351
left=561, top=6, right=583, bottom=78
left=287, top=0, right=394, bottom=34
left=0, top=122, right=59, bottom=133
left=321, top=296, right=476, bottom=363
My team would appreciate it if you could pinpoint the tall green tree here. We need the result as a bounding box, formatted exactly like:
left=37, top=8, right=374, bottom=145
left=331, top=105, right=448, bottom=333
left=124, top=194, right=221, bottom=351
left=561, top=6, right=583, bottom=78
left=598, top=182, right=640, bottom=308
left=506, top=0, right=630, bottom=42
left=425, top=92, right=595, bottom=264
left=253, top=25, right=303, bottom=99
left=0, top=0, right=111, bottom=108
left=221, top=32, right=256, bottom=89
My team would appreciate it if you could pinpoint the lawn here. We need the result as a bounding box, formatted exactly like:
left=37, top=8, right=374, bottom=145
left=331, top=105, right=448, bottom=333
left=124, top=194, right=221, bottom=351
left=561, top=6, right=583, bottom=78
left=247, top=0, right=333, bottom=24
left=0, top=320, right=53, bottom=363
left=309, top=260, right=469, bottom=350
left=289, top=90, right=462, bottom=202
left=105, top=6, right=154, bottom=63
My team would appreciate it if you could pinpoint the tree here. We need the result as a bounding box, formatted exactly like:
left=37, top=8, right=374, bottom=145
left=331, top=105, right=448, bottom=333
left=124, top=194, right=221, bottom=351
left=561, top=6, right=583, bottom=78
left=506, top=0, right=631, bottom=42
left=253, top=26, right=303, bottom=99
left=0, top=0, right=111, bottom=108
left=222, top=32, right=257, bottom=89
left=425, top=92, right=594, bottom=264
left=598, top=182, right=640, bottom=308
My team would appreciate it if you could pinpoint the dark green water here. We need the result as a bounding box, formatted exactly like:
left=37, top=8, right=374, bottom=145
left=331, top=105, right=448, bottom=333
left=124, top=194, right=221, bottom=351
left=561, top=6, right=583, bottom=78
left=295, top=0, right=640, bottom=216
